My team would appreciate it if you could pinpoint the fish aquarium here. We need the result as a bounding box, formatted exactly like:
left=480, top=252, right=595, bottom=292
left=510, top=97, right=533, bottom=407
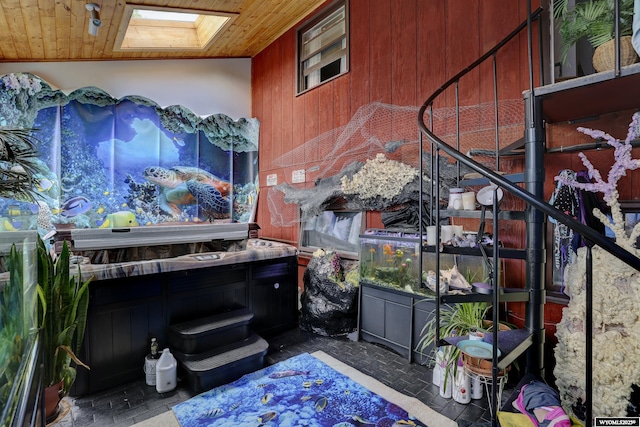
left=359, top=229, right=487, bottom=295
left=0, top=231, right=38, bottom=427
left=0, top=72, right=258, bottom=247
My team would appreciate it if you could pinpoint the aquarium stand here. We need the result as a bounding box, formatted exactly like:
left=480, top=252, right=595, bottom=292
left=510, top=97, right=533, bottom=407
left=358, top=281, right=436, bottom=364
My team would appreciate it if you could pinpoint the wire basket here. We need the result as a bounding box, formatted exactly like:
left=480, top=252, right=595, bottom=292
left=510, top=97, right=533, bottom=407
left=592, top=36, right=639, bottom=73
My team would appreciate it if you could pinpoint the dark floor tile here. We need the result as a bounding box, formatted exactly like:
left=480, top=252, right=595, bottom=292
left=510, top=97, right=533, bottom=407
left=70, top=411, right=94, bottom=426
left=441, top=399, right=471, bottom=420
left=112, top=403, right=150, bottom=423
left=61, top=327, right=509, bottom=427
left=91, top=411, right=115, bottom=426
left=457, top=400, right=489, bottom=423
left=401, top=380, right=431, bottom=399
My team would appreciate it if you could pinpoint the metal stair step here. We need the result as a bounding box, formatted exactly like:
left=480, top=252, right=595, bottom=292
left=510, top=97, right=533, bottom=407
left=445, top=328, right=533, bottom=371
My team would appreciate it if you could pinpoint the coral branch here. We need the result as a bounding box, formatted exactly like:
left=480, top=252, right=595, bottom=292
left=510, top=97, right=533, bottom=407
left=556, top=112, right=640, bottom=245
left=554, top=112, right=640, bottom=419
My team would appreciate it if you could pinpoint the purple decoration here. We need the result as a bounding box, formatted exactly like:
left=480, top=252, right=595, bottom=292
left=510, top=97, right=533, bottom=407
left=557, top=112, right=640, bottom=207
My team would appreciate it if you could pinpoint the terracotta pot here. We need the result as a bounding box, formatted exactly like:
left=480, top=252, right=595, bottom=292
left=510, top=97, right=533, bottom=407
left=44, top=380, right=64, bottom=422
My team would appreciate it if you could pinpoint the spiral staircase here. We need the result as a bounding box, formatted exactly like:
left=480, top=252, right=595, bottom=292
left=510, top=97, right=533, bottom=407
left=418, top=4, right=640, bottom=426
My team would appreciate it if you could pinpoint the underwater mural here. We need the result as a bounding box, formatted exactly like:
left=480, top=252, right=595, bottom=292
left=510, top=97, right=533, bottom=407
left=0, top=73, right=259, bottom=234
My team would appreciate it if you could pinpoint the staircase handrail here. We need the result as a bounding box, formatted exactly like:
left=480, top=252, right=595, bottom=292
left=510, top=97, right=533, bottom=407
left=419, top=122, right=640, bottom=271
left=417, top=10, right=640, bottom=273
left=421, top=7, right=542, bottom=116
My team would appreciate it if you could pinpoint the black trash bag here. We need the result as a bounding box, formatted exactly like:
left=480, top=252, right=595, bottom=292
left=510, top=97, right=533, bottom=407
left=299, top=250, right=359, bottom=337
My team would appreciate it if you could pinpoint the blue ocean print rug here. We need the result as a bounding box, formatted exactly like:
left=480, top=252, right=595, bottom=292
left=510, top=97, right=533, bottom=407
left=172, top=352, right=426, bottom=427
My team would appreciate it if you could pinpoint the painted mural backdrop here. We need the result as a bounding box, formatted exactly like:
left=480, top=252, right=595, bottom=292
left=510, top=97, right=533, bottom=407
left=0, top=73, right=258, bottom=233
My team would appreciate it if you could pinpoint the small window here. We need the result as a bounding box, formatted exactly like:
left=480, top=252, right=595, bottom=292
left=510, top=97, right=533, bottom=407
left=297, top=0, right=349, bottom=94
left=299, top=209, right=364, bottom=259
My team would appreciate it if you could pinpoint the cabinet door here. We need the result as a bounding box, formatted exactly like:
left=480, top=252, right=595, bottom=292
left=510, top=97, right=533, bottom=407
left=360, top=285, right=412, bottom=358
left=249, top=257, right=298, bottom=336
left=413, top=298, right=437, bottom=365
left=75, top=275, right=164, bottom=396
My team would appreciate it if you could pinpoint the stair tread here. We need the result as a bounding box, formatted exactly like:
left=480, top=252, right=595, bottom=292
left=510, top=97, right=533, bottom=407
left=178, top=334, right=269, bottom=373
left=459, top=172, right=525, bottom=186
left=438, top=209, right=526, bottom=221
left=423, top=244, right=527, bottom=260
left=445, top=328, right=534, bottom=370
left=169, top=308, right=254, bottom=336
left=440, top=288, right=530, bottom=303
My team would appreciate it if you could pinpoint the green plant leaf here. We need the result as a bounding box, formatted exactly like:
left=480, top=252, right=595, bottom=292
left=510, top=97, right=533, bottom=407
left=36, top=236, right=92, bottom=389
left=554, top=0, right=634, bottom=61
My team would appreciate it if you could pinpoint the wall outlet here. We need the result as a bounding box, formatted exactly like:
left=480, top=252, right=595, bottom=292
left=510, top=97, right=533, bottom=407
left=292, top=169, right=305, bottom=183
left=266, top=174, right=277, bottom=186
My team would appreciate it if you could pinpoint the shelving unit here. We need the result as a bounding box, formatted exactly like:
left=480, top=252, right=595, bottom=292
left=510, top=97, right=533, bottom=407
left=531, top=62, right=640, bottom=124
left=438, top=208, right=526, bottom=221
left=426, top=203, right=534, bottom=374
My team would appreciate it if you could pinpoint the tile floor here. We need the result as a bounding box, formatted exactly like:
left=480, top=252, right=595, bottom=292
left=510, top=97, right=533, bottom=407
left=50, top=327, right=517, bottom=427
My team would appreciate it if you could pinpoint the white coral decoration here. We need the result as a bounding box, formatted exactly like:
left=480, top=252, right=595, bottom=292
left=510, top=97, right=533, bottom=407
left=555, top=246, right=640, bottom=417
left=340, top=153, right=418, bottom=200
left=554, top=112, right=640, bottom=418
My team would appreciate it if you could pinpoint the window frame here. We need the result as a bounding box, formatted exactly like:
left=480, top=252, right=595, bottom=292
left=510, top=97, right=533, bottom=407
left=298, top=208, right=365, bottom=260
left=296, top=0, right=349, bottom=95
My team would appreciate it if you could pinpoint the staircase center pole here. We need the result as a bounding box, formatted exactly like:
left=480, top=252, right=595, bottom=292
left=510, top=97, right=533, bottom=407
left=524, top=92, right=546, bottom=378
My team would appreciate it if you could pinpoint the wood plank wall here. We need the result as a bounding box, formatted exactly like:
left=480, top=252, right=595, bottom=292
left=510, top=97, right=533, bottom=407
left=251, top=0, right=640, bottom=350
left=253, top=0, right=537, bottom=235
left=252, top=0, right=542, bottom=312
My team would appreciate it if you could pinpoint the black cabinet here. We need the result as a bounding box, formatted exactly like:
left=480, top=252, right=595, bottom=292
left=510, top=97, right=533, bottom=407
left=73, top=255, right=297, bottom=396
left=358, top=282, right=436, bottom=364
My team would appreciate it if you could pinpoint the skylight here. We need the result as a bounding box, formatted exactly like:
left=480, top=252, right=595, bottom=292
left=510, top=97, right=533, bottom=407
left=115, top=5, right=238, bottom=51
left=133, top=10, right=199, bottom=22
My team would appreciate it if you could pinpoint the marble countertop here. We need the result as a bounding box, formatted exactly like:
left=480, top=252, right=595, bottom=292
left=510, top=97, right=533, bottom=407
left=72, top=239, right=298, bottom=282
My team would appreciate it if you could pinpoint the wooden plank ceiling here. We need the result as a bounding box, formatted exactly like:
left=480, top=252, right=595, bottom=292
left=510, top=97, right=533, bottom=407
left=0, top=0, right=326, bottom=62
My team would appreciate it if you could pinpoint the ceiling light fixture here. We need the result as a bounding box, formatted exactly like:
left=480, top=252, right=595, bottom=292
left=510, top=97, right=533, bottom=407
left=86, top=3, right=102, bottom=36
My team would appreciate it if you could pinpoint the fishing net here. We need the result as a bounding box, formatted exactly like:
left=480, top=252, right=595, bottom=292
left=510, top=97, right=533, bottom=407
left=267, top=100, right=525, bottom=228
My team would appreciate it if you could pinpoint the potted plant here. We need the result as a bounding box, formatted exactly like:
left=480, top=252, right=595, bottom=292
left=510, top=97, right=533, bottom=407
left=416, top=301, right=511, bottom=390
left=36, top=236, right=92, bottom=421
left=554, top=0, right=638, bottom=72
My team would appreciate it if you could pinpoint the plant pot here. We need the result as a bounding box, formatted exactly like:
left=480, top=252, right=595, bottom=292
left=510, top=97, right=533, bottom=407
left=462, top=321, right=512, bottom=377
left=592, top=36, right=639, bottom=73
left=44, top=380, right=64, bottom=422
left=463, top=354, right=511, bottom=377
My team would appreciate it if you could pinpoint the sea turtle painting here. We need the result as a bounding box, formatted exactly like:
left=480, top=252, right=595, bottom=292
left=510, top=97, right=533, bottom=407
left=186, top=179, right=231, bottom=220
left=171, top=166, right=231, bottom=197
left=142, top=166, right=230, bottom=219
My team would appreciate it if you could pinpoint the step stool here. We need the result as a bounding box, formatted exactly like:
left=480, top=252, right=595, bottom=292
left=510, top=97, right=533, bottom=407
left=175, top=333, right=268, bottom=393
left=168, top=307, right=269, bottom=393
left=168, top=307, right=255, bottom=354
